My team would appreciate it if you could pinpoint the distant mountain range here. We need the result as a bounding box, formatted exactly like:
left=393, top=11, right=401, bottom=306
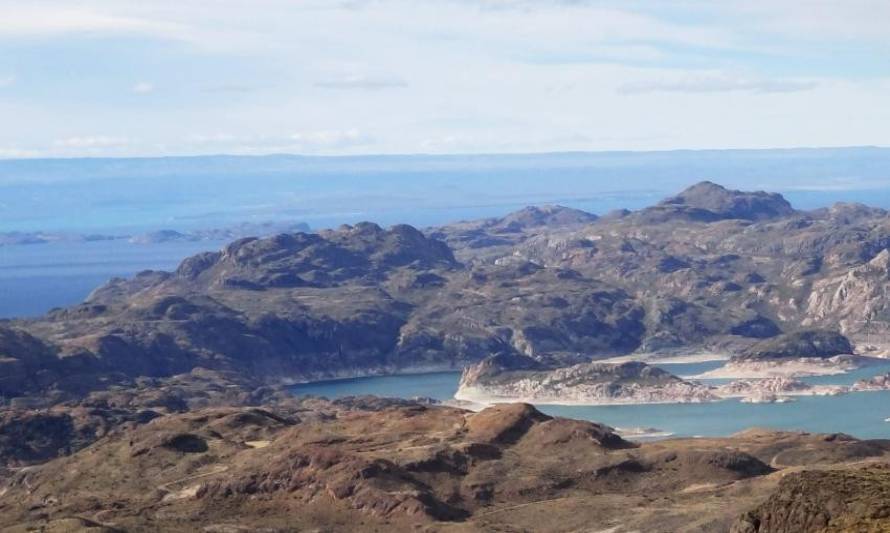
left=2, top=147, right=890, bottom=234
left=0, top=221, right=310, bottom=247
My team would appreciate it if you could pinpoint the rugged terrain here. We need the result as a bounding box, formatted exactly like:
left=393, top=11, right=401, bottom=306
left=735, top=330, right=854, bottom=361
left=4, top=181, right=890, bottom=530
left=4, top=397, right=890, bottom=532
left=6, top=182, right=890, bottom=406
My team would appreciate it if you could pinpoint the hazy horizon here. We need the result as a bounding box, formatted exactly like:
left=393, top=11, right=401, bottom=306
left=0, top=146, right=886, bottom=234
left=0, top=143, right=888, bottom=163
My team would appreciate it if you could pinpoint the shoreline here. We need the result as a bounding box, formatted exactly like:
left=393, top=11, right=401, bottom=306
left=454, top=384, right=890, bottom=408
left=281, top=365, right=463, bottom=387
left=279, top=351, right=730, bottom=389
left=453, top=386, right=725, bottom=407
left=284, top=355, right=890, bottom=408
left=692, top=355, right=885, bottom=379
left=597, top=352, right=731, bottom=364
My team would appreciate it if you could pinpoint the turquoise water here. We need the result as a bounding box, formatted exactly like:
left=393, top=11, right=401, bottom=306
left=801, top=362, right=890, bottom=386
left=291, top=372, right=464, bottom=401
left=290, top=362, right=890, bottom=439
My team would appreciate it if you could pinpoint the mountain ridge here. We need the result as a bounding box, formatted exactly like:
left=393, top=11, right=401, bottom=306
left=4, top=181, right=890, bottom=404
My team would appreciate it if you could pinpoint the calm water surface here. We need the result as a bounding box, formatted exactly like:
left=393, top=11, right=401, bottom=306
left=0, top=240, right=226, bottom=317
left=291, top=361, right=890, bottom=440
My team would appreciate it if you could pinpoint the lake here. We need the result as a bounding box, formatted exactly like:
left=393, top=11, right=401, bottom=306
left=290, top=361, right=890, bottom=440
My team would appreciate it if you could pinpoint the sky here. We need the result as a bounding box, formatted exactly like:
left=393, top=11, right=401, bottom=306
left=0, top=0, right=888, bottom=158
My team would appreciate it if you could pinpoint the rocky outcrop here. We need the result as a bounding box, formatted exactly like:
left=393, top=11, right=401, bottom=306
left=732, top=466, right=890, bottom=532
left=806, top=248, right=890, bottom=333
left=735, top=330, right=854, bottom=361
left=719, top=377, right=812, bottom=397
left=851, top=372, right=890, bottom=391
left=428, top=204, right=597, bottom=254
left=456, top=354, right=718, bottom=405
left=491, top=205, right=598, bottom=231
left=730, top=316, right=783, bottom=339
left=717, top=377, right=846, bottom=402
left=0, top=406, right=158, bottom=466
left=698, top=355, right=863, bottom=380
left=166, top=222, right=460, bottom=290
left=655, top=181, right=795, bottom=221
left=0, top=327, right=62, bottom=399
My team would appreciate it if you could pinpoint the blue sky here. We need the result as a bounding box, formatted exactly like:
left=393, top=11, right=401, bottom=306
left=0, top=0, right=887, bottom=158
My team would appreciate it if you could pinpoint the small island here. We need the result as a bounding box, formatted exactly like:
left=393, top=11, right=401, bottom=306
left=455, top=353, right=718, bottom=406
left=696, top=330, right=866, bottom=379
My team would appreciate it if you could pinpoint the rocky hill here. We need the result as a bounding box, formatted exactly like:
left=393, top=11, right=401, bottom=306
left=5, top=182, right=890, bottom=404
left=735, top=330, right=854, bottom=361
left=4, top=397, right=890, bottom=532
left=655, top=180, right=795, bottom=221
left=732, top=465, right=890, bottom=532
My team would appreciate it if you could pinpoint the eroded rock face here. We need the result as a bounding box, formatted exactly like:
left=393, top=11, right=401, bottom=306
left=806, top=249, right=890, bottom=331
left=732, top=466, right=890, bottom=532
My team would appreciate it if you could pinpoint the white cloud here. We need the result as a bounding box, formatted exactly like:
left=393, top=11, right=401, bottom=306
left=0, top=1, right=886, bottom=157
left=620, top=76, right=818, bottom=95
left=53, top=136, right=130, bottom=148
left=0, top=5, right=185, bottom=39
left=724, top=0, right=890, bottom=43
left=185, top=133, right=239, bottom=144
left=314, top=74, right=407, bottom=90
left=179, top=130, right=374, bottom=155
left=202, top=84, right=255, bottom=94
left=0, top=146, right=39, bottom=158
left=0, top=75, right=15, bottom=88
left=131, top=81, right=154, bottom=94
left=289, top=129, right=374, bottom=149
